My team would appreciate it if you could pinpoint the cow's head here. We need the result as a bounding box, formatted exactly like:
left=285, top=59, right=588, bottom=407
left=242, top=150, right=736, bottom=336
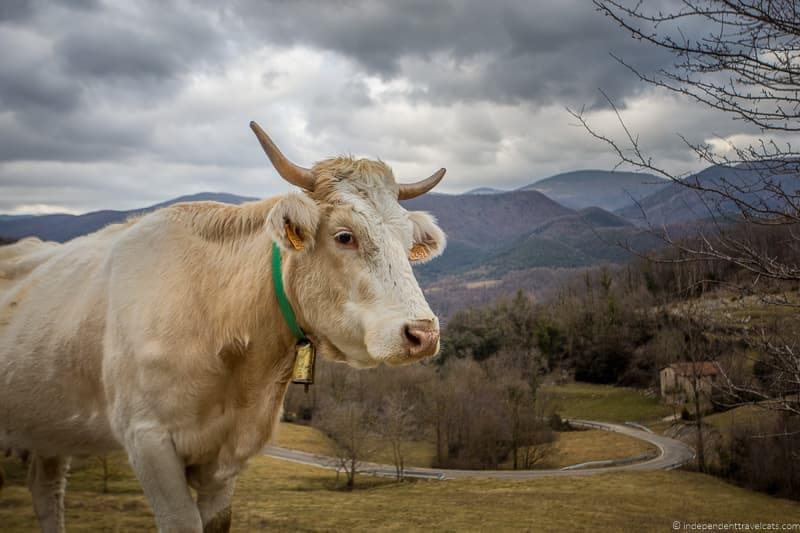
left=252, top=122, right=446, bottom=368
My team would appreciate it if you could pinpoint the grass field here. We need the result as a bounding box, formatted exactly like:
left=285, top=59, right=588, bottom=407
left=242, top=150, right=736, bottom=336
left=274, top=422, right=436, bottom=467
left=674, top=292, right=800, bottom=331
left=2, top=452, right=799, bottom=532
left=275, top=423, right=657, bottom=469
left=541, top=382, right=672, bottom=423
left=705, top=405, right=777, bottom=433
left=549, top=430, right=656, bottom=467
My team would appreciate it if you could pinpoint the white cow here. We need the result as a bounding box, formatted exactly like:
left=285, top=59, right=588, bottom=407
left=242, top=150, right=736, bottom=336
left=0, top=122, right=446, bottom=532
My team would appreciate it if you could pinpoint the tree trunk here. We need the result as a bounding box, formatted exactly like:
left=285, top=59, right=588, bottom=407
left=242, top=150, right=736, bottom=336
left=692, top=376, right=706, bottom=473
left=102, top=456, right=109, bottom=494
left=435, top=416, right=443, bottom=465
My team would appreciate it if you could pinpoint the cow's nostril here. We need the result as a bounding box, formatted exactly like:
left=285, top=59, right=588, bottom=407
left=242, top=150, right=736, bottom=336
left=404, top=325, right=422, bottom=347
left=402, top=321, right=440, bottom=359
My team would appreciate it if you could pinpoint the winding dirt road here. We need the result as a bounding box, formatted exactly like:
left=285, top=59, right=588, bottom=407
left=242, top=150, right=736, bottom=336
left=264, top=419, right=695, bottom=480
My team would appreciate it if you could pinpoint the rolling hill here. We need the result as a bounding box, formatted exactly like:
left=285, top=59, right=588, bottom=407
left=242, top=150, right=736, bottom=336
left=521, top=170, right=667, bottom=211
left=0, top=187, right=668, bottom=317
left=616, top=162, right=800, bottom=226
left=449, top=207, right=661, bottom=277
left=402, top=190, right=573, bottom=250
left=0, top=192, right=258, bottom=242
left=463, top=187, right=505, bottom=195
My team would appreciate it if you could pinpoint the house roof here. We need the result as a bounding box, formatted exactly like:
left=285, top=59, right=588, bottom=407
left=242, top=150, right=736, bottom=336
left=664, top=362, right=721, bottom=377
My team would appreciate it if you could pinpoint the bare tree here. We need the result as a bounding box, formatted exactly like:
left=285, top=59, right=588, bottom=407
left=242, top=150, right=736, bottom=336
left=718, top=325, right=800, bottom=416
left=315, top=399, right=376, bottom=490
left=504, top=380, right=528, bottom=470
left=480, top=350, right=557, bottom=470
left=673, top=310, right=725, bottom=472
left=599, top=1, right=800, bottom=131
left=97, top=455, right=112, bottom=494
left=378, top=391, right=417, bottom=481
left=573, top=0, right=800, bottom=280
left=518, top=427, right=557, bottom=470
left=573, top=0, right=800, bottom=415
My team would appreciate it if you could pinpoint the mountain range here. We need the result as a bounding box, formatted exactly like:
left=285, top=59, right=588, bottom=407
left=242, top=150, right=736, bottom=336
left=616, top=162, right=800, bottom=226
left=0, top=186, right=660, bottom=289
left=463, top=170, right=668, bottom=212
left=521, top=170, right=667, bottom=211
left=0, top=192, right=258, bottom=243
left=1, top=163, right=791, bottom=305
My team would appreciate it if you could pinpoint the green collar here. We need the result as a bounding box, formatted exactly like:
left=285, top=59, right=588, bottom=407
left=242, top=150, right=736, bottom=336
left=272, top=241, right=306, bottom=342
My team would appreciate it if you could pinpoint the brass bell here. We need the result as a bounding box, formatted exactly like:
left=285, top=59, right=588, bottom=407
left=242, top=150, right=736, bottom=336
left=292, top=341, right=316, bottom=392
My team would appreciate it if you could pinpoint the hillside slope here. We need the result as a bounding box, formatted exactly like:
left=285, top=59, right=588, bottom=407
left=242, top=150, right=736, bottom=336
left=0, top=189, right=663, bottom=292
left=522, top=170, right=666, bottom=211
left=461, top=207, right=660, bottom=275
left=0, top=192, right=258, bottom=242
left=616, top=163, right=800, bottom=226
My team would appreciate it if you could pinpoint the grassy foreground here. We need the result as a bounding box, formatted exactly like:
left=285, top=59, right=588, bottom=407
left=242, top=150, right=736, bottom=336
left=2, top=452, right=799, bottom=532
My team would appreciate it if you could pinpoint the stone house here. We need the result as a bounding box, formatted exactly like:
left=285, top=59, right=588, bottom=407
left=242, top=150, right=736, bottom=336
left=660, top=361, right=721, bottom=412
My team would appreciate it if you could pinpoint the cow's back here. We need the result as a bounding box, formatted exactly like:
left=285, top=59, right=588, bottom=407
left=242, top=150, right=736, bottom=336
left=0, top=238, right=59, bottom=292
left=0, top=225, right=132, bottom=455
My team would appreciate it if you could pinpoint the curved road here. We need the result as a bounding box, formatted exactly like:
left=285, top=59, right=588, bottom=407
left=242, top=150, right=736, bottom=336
left=264, top=419, right=695, bottom=480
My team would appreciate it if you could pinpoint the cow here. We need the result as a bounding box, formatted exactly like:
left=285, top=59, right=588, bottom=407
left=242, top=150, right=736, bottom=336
left=0, top=121, right=447, bottom=533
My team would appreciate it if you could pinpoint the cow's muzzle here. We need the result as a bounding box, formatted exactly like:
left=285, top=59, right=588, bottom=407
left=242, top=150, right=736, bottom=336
left=402, top=319, right=440, bottom=360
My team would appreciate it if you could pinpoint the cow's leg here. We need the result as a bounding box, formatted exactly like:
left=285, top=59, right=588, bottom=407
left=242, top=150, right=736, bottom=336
left=187, top=463, right=238, bottom=533
left=125, top=428, right=202, bottom=532
left=27, top=454, right=70, bottom=533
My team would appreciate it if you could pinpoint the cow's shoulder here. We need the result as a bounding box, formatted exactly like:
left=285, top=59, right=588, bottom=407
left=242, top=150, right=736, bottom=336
left=156, top=199, right=280, bottom=243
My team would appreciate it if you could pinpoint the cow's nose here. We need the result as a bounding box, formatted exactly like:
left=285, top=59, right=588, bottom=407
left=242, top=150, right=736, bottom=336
left=403, top=320, right=440, bottom=359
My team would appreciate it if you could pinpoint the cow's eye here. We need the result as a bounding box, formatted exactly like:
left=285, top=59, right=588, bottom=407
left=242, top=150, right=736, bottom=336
left=334, top=231, right=356, bottom=247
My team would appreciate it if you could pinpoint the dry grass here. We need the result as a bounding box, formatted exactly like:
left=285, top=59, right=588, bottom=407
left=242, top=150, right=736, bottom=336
left=550, top=430, right=657, bottom=468
left=541, top=382, right=672, bottom=423
left=273, top=421, right=335, bottom=455
left=276, top=423, right=656, bottom=470
left=688, top=292, right=799, bottom=331
left=497, top=430, right=657, bottom=470
left=2, top=453, right=799, bottom=532
left=705, top=405, right=777, bottom=434
left=274, top=422, right=436, bottom=467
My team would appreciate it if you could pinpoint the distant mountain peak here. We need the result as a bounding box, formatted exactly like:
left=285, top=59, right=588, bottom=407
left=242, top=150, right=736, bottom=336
left=0, top=192, right=258, bottom=243
left=518, top=170, right=667, bottom=211
left=463, top=187, right=506, bottom=195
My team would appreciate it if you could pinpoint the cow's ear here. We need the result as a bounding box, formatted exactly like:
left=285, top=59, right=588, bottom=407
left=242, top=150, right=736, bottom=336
left=408, top=211, right=446, bottom=264
left=266, top=193, right=320, bottom=252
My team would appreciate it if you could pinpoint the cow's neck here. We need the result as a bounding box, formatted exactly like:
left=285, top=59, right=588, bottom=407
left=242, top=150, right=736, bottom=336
left=196, top=230, right=299, bottom=379
left=191, top=231, right=300, bottom=463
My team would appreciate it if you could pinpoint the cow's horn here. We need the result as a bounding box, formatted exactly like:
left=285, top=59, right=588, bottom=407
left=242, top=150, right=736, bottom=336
left=250, top=121, right=316, bottom=191
left=398, top=168, right=446, bottom=200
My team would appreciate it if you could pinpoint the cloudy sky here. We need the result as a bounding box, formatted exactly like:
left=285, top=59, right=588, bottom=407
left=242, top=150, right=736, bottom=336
left=0, top=0, right=787, bottom=214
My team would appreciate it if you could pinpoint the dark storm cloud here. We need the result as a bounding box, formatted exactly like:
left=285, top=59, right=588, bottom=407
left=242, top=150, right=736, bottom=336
left=0, top=0, right=757, bottom=214
left=1, top=0, right=101, bottom=23
left=0, top=0, right=35, bottom=22
left=226, top=0, right=672, bottom=107
left=0, top=62, right=81, bottom=114
left=226, top=0, right=485, bottom=76
left=0, top=0, right=672, bottom=166
left=60, top=29, right=178, bottom=80
left=55, top=4, right=225, bottom=83
left=0, top=0, right=229, bottom=164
